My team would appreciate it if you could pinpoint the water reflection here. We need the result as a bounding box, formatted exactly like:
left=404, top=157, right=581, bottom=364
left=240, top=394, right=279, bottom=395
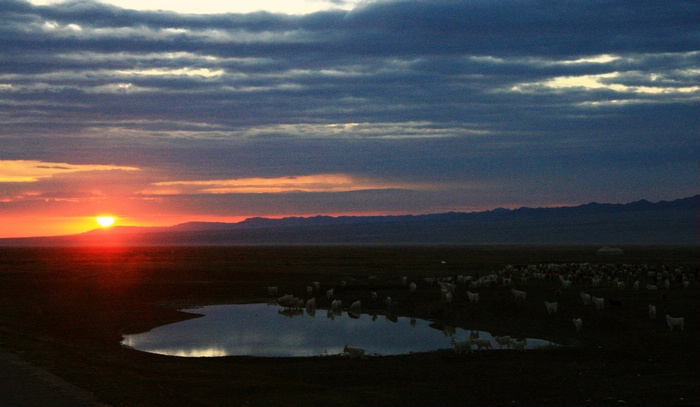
left=122, top=303, right=556, bottom=357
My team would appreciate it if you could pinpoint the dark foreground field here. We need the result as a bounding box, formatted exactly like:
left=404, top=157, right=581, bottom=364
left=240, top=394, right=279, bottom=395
left=0, top=245, right=698, bottom=406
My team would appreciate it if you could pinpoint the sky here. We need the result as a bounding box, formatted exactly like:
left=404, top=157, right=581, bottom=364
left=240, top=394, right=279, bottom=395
left=1, top=0, right=698, bottom=238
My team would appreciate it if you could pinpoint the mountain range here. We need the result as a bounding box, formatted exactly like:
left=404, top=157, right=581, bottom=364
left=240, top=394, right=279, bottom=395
left=1, top=196, right=697, bottom=246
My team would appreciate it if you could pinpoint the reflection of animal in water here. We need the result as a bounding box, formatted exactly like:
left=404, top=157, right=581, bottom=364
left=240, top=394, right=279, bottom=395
left=343, top=345, right=366, bottom=359
left=277, top=294, right=304, bottom=309
left=278, top=308, right=303, bottom=318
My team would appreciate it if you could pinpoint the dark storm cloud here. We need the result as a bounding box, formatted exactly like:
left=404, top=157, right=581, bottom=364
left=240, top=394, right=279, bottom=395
left=0, top=0, right=698, bottom=226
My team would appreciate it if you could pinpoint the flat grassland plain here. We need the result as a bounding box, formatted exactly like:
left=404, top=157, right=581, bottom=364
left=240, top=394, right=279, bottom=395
left=0, top=245, right=697, bottom=406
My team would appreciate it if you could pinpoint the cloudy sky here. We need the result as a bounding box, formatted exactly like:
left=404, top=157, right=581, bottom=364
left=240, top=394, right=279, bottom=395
left=1, top=0, right=698, bottom=237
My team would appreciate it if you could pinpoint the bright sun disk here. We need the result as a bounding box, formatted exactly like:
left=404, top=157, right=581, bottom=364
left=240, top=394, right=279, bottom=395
left=96, top=216, right=115, bottom=227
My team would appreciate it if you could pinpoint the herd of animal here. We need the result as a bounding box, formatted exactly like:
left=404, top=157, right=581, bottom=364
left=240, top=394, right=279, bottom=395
left=266, top=261, right=694, bottom=357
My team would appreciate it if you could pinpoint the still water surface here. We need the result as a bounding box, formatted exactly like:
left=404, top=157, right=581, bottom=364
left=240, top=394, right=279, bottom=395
left=122, top=303, right=556, bottom=357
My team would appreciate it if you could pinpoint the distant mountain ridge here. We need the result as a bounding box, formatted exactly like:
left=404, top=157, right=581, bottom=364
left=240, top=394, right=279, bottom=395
left=2, top=195, right=697, bottom=246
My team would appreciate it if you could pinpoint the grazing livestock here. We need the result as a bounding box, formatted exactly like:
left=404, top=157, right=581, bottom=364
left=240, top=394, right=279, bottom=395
left=467, top=291, right=480, bottom=304
left=573, top=318, right=583, bottom=332
left=510, top=338, right=526, bottom=351
left=592, top=296, right=604, bottom=310
left=350, top=300, right=361, bottom=314
left=326, top=288, right=334, bottom=300
left=266, top=286, right=278, bottom=296
left=648, top=304, right=657, bottom=319
left=472, top=338, right=492, bottom=350
left=451, top=338, right=473, bottom=355
left=544, top=301, right=558, bottom=315
left=494, top=336, right=512, bottom=349
left=511, top=289, right=527, bottom=302
left=580, top=291, right=591, bottom=305
left=409, top=282, right=417, bottom=293
left=305, top=297, right=316, bottom=312
left=665, top=314, right=684, bottom=331
left=646, top=284, right=658, bottom=291
left=343, top=345, right=366, bottom=359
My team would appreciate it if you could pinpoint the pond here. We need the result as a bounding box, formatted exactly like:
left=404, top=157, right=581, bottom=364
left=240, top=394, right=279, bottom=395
left=122, top=303, right=557, bottom=357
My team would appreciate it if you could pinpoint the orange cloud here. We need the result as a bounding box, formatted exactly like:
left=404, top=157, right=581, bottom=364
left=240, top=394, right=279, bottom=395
left=0, top=160, right=140, bottom=183
left=147, top=174, right=435, bottom=194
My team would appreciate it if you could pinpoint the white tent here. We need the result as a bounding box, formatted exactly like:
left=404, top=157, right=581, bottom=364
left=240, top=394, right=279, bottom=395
left=597, top=246, right=623, bottom=255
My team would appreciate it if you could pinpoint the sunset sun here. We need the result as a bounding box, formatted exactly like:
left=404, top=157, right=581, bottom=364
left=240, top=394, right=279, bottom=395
left=96, top=216, right=115, bottom=227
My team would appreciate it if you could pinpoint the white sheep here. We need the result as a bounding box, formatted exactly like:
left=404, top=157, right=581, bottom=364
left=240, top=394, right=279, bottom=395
left=580, top=291, right=591, bottom=305
left=326, top=288, right=334, bottom=300
left=331, top=299, right=343, bottom=310
left=648, top=304, right=657, bottom=319
left=402, top=276, right=408, bottom=285
left=573, top=317, right=583, bottom=332
left=494, top=335, right=512, bottom=349
left=451, top=338, right=473, bottom=355
left=510, top=338, right=526, bottom=351
left=313, top=281, right=321, bottom=290
left=511, top=288, right=527, bottom=302
left=371, top=291, right=378, bottom=302
left=306, top=285, right=314, bottom=296
left=266, top=286, right=278, bottom=296
left=409, top=282, right=417, bottom=293
left=646, top=284, right=658, bottom=291
left=445, top=291, right=453, bottom=303
left=343, top=345, right=366, bottom=359
left=305, top=297, right=316, bottom=311
left=665, top=314, right=684, bottom=331
left=472, top=338, right=492, bottom=350
left=592, top=296, right=604, bottom=310
left=467, top=291, right=480, bottom=304
left=544, top=301, right=558, bottom=315
left=350, top=300, right=361, bottom=314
